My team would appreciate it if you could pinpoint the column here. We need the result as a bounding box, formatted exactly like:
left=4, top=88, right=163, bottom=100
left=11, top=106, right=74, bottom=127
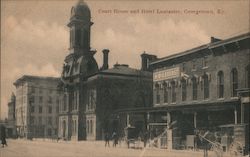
left=194, top=112, right=197, bottom=129
left=147, top=112, right=150, bottom=130
left=241, top=102, right=244, bottom=124
left=126, top=114, right=130, bottom=126
left=167, top=112, right=172, bottom=150
left=234, top=108, right=238, bottom=125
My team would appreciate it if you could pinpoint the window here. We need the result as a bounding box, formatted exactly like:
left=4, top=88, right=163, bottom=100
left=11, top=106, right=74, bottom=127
left=90, top=120, right=93, bottom=134
left=63, top=94, right=67, bottom=111
left=203, top=57, right=208, bottom=67
left=39, top=88, right=43, bottom=94
left=48, top=96, right=52, bottom=104
left=155, top=84, right=160, bottom=104
left=246, top=65, right=250, bottom=88
left=30, top=116, right=35, bottom=125
left=39, top=106, right=43, bottom=113
left=182, top=63, right=186, bottom=71
left=48, top=117, right=52, bottom=125
left=192, top=60, right=196, bottom=70
left=30, top=106, right=35, bottom=113
left=48, top=106, right=52, bottom=114
left=218, top=71, right=224, bottom=98
left=192, top=77, right=198, bottom=100
left=29, top=96, right=35, bottom=104
left=163, top=84, right=168, bottom=103
left=171, top=81, right=176, bottom=103
left=181, top=79, right=187, bottom=101
left=39, top=96, right=43, bottom=103
left=203, top=74, right=209, bottom=99
left=31, top=87, right=35, bottom=94
left=87, top=120, right=89, bottom=134
left=231, top=68, right=238, bottom=97
left=38, top=117, right=42, bottom=125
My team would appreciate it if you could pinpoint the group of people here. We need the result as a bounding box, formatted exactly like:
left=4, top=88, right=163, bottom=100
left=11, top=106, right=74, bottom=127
left=104, top=131, right=119, bottom=147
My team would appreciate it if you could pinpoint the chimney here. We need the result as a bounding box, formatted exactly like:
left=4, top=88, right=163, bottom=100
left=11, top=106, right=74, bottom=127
left=210, top=37, right=221, bottom=43
left=141, top=52, right=157, bottom=71
left=101, top=49, right=109, bottom=70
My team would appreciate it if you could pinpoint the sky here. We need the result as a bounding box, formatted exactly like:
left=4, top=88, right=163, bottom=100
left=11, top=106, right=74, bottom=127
left=1, top=0, right=249, bottom=119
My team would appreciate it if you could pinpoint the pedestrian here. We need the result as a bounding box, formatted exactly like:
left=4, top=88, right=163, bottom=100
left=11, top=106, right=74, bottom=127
left=104, top=132, right=110, bottom=147
left=1, top=126, right=8, bottom=148
left=112, top=132, right=118, bottom=147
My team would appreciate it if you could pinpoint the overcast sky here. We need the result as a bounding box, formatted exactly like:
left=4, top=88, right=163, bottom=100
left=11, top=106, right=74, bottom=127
left=1, top=0, right=249, bottom=119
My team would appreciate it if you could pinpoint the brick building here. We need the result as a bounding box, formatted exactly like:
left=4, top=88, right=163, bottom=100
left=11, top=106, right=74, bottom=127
left=14, top=75, right=61, bottom=139
left=149, top=33, right=249, bottom=149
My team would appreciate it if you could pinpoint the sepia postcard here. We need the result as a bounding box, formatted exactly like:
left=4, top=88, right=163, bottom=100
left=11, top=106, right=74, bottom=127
left=0, top=0, right=249, bottom=157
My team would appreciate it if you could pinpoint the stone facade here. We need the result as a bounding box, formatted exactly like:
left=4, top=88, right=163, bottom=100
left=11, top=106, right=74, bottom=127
left=58, top=1, right=154, bottom=141
left=14, top=75, right=61, bottom=139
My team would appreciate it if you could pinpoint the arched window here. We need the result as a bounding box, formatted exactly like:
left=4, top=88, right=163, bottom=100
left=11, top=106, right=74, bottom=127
left=203, top=74, right=209, bottom=99
left=171, top=81, right=176, bottom=103
left=218, top=71, right=224, bottom=98
left=192, top=77, right=198, bottom=100
left=231, top=68, right=238, bottom=97
left=163, top=83, right=168, bottom=103
left=181, top=79, right=187, bottom=101
left=246, top=65, right=250, bottom=88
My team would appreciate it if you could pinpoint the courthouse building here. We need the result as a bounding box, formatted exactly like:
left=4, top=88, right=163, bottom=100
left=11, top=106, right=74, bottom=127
left=14, top=75, right=61, bottom=139
left=58, top=0, right=154, bottom=141
left=149, top=33, right=250, bottom=149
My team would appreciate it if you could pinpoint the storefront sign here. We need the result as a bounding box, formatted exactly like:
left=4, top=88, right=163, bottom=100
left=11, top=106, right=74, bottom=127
left=153, top=67, right=180, bottom=82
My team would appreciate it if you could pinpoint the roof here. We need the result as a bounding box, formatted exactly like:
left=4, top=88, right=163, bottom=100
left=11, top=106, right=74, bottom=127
left=14, top=75, right=60, bottom=86
left=99, top=64, right=152, bottom=77
left=150, top=32, right=250, bottom=65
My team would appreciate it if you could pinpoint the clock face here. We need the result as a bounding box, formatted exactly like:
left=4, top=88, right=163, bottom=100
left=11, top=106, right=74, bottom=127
left=71, top=7, right=75, bottom=17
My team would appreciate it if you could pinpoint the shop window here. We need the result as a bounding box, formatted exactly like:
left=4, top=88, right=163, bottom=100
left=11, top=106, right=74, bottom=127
left=218, top=71, right=224, bottom=98
left=192, top=77, right=198, bottom=100
left=203, top=74, right=209, bottom=99
left=231, top=68, right=238, bottom=97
